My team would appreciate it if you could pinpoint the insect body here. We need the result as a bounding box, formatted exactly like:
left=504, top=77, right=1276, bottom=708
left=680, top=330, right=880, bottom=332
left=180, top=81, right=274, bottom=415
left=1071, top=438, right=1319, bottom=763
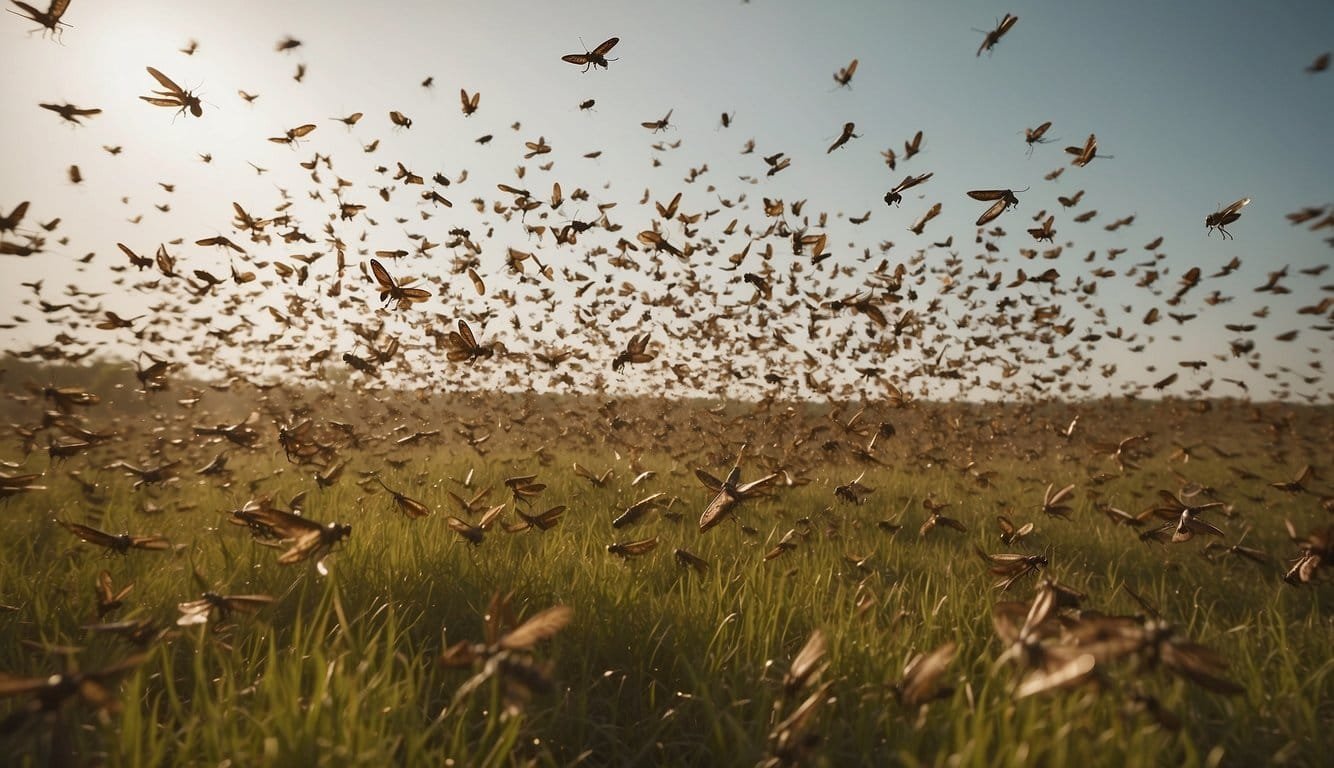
left=140, top=67, right=203, bottom=118
left=562, top=37, right=619, bottom=72
left=968, top=188, right=1026, bottom=226
left=1205, top=198, right=1250, bottom=240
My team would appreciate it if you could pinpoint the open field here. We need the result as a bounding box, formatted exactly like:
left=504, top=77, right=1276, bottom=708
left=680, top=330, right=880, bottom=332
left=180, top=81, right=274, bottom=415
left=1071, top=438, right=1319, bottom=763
left=1, top=365, right=1330, bottom=766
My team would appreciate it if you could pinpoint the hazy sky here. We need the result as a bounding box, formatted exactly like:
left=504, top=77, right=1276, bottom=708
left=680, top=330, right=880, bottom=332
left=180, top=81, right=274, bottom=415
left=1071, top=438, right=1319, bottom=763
left=1, top=0, right=1330, bottom=401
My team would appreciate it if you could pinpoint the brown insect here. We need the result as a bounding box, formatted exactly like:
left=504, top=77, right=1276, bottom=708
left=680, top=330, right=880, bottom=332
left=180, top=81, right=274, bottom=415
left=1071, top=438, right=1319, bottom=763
left=607, top=536, right=659, bottom=559
left=903, top=129, right=924, bottom=159
left=562, top=36, right=619, bottom=72
left=1306, top=52, right=1330, bottom=73
left=7, top=0, right=71, bottom=39
left=996, top=514, right=1034, bottom=544
left=1023, top=121, right=1055, bottom=154
left=612, top=492, right=666, bottom=529
left=459, top=89, right=480, bottom=116
left=369, top=258, right=430, bottom=309
left=882, top=172, right=933, bottom=206
left=140, top=67, right=203, bottom=118
left=976, top=13, right=1019, bottom=57
left=332, top=111, right=363, bottom=128
left=612, top=331, right=656, bottom=370
left=641, top=108, right=674, bottom=132
left=58, top=521, right=170, bottom=554
left=94, top=570, right=133, bottom=617
left=909, top=202, right=942, bottom=235
left=506, top=505, right=565, bottom=533
left=697, top=452, right=778, bottom=533
left=968, top=188, right=1026, bottom=226
left=1028, top=214, right=1055, bottom=242
left=268, top=123, right=316, bottom=147
left=1204, top=198, right=1250, bottom=240
left=826, top=121, right=859, bottom=153
left=176, top=592, right=275, bottom=626
left=976, top=546, right=1048, bottom=591
left=1039, top=483, right=1075, bottom=519
left=0, top=652, right=148, bottom=732
left=1064, top=133, right=1100, bottom=166
left=376, top=478, right=431, bottom=519
left=894, top=641, right=957, bottom=707
left=0, top=200, right=29, bottom=233
left=446, top=319, right=495, bottom=364
left=440, top=595, right=572, bottom=713
left=674, top=548, right=710, bottom=574
left=389, top=110, right=412, bottom=129
left=833, top=58, right=858, bottom=87
left=39, top=102, right=101, bottom=125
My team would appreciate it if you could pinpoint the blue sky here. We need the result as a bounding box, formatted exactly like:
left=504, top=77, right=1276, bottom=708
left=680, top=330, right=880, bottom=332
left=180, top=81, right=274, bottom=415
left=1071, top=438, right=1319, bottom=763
left=1, top=0, right=1330, bottom=401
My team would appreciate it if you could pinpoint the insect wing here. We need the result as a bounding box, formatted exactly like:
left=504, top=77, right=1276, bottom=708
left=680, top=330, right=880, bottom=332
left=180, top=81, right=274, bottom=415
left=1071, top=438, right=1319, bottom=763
left=976, top=198, right=1008, bottom=226
left=591, top=37, right=620, bottom=57
left=145, top=67, right=185, bottom=97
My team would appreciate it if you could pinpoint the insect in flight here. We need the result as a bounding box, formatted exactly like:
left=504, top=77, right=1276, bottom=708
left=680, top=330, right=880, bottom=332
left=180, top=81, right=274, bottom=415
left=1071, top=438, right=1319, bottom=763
left=968, top=188, right=1026, bottom=226
left=883, top=172, right=933, bottom=207
left=140, top=67, right=203, bottom=118
left=562, top=37, right=619, bottom=72
left=8, top=0, right=71, bottom=40
left=976, top=13, right=1018, bottom=56
left=1205, top=198, right=1250, bottom=240
left=369, top=258, right=430, bottom=310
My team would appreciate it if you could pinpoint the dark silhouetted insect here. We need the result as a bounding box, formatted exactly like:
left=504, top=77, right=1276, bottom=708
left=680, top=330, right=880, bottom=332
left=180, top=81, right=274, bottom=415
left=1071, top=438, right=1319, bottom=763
left=8, top=0, right=71, bottom=40
left=1028, top=215, right=1055, bottom=242
left=376, top=478, right=431, bottom=518
left=39, top=102, right=101, bottom=125
left=0, top=201, right=29, bottom=234
left=94, top=570, right=133, bottom=617
left=447, top=319, right=495, bottom=364
left=612, top=331, right=655, bottom=370
left=562, top=37, right=619, bottom=72
left=1023, top=121, right=1055, bottom=154
left=976, top=13, right=1018, bottom=57
left=883, top=172, right=933, bottom=206
left=369, top=258, right=430, bottom=309
left=968, top=188, right=1025, bottom=226
left=268, top=123, right=316, bottom=147
left=1307, top=52, right=1330, bottom=73
left=1065, top=134, right=1101, bottom=166
left=460, top=89, right=480, bottom=116
left=909, top=202, right=942, bottom=235
left=389, top=110, right=412, bottom=129
left=140, top=67, right=203, bottom=118
left=642, top=108, right=673, bottom=132
left=826, top=121, right=859, bottom=153
left=833, top=58, right=858, bottom=87
left=58, top=521, right=170, bottom=554
left=608, top=536, right=659, bottom=558
left=1205, top=198, right=1250, bottom=240
left=0, top=652, right=148, bottom=733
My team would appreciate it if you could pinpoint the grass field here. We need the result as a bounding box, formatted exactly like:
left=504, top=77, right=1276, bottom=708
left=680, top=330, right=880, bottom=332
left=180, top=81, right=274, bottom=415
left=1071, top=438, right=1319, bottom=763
left=1, top=371, right=1331, bottom=767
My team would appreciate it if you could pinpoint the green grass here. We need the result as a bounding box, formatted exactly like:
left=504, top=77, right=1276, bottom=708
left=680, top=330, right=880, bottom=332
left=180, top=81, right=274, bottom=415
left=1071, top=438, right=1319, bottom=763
left=0, top=391, right=1331, bottom=767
